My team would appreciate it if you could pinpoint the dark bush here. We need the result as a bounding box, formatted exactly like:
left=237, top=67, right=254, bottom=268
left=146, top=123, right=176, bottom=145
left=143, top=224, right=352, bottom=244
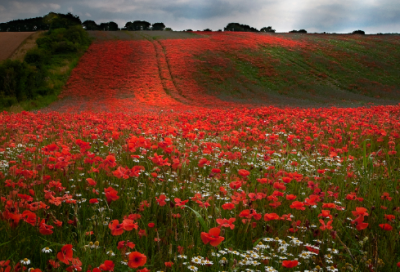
left=36, top=36, right=54, bottom=51
left=0, top=60, right=38, bottom=101
left=53, top=41, right=78, bottom=53
left=24, top=48, right=49, bottom=67
left=0, top=96, right=18, bottom=108
left=352, top=30, right=365, bottom=35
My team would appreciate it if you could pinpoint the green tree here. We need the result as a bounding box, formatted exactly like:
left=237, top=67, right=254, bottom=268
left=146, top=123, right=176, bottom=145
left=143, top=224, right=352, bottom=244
left=224, top=23, right=258, bottom=32
left=83, top=20, right=100, bottom=30
left=43, top=12, right=58, bottom=31
left=260, top=26, right=275, bottom=33
left=152, top=22, right=165, bottom=31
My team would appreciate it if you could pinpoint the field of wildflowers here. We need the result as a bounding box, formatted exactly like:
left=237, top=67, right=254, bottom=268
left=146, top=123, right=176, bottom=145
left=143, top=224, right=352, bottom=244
left=1, top=32, right=400, bottom=272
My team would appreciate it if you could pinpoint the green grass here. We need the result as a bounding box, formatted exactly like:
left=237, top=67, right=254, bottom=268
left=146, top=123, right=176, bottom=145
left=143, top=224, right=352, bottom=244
left=192, top=34, right=400, bottom=107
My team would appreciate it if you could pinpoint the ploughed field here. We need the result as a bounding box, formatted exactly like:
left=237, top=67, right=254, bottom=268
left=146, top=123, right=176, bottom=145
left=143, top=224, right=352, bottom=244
left=0, top=32, right=34, bottom=61
left=0, top=31, right=400, bottom=272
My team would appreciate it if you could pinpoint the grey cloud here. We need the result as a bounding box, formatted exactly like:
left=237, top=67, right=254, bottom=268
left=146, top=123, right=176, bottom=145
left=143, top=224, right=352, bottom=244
left=0, top=0, right=399, bottom=33
left=295, top=0, right=400, bottom=32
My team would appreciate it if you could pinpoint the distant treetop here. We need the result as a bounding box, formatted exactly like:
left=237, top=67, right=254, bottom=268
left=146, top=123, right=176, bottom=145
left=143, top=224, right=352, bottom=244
left=260, top=26, right=276, bottom=33
left=224, top=23, right=259, bottom=32
left=289, top=29, right=307, bottom=33
left=1, top=12, right=81, bottom=32
left=152, top=22, right=165, bottom=31
left=352, top=30, right=365, bottom=35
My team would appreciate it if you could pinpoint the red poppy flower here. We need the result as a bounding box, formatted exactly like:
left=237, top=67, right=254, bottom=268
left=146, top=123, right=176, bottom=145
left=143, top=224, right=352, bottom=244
left=229, top=180, right=242, bottom=190
left=89, top=198, right=99, bottom=204
left=57, top=244, right=73, bottom=265
left=99, top=260, right=114, bottom=271
left=128, top=252, right=147, bottom=268
left=264, top=213, right=280, bottom=221
left=222, top=202, right=235, bottom=210
left=282, top=176, right=292, bottom=183
left=384, top=214, right=395, bottom=221
left=39, top=219, right=54, bottom=235
left=201, top=227, right=225, bottom=247
left=108, top=220, right=125, bottom=236
left=282, top=260, right=299, bottom=268
left=290, top=201, right=305, bottom=210
left=318, top=210, right=332, bottom=219
left=238, top=169, right=250, bottom=177
left=86, top=178, right=97, bottom=186
left=379, top=223, right=393, bottom=231
left=156, top=194, right=167, bottom=206
left=319, top=219, right=333, bottom=230
left=66, top=257, right=82, bottom=272
left=104, top=187, right=119, bottom=204
left=22, top=210, right=37, bottom=226
left=286, top=194, right=297, bottom=200
left=122, top=219, right=138, bottom=231
left=216, top=218, right=236, bottom=229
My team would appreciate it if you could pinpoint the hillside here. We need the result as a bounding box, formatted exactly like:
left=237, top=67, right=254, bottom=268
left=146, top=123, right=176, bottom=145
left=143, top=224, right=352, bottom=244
left=1, top=31, right=400, bottom=272
left=43, top=31, right=400, bottom=113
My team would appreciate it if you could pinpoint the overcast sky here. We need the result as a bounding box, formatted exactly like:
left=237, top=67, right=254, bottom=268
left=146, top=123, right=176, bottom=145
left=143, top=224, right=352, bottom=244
left=1, top=0, right=399, bottom=33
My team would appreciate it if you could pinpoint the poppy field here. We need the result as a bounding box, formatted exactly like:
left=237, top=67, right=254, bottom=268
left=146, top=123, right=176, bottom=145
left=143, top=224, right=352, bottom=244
left=1, top=32, right=400, bottom=272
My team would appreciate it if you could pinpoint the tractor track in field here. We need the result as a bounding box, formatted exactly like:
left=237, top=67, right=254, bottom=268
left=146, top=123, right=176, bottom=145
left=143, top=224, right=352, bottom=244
left=141, top=34, right=192, bottom=105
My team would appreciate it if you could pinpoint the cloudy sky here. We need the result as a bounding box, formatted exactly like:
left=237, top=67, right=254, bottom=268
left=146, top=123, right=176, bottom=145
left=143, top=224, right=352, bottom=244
left=0, top=0, right=399, bottom=33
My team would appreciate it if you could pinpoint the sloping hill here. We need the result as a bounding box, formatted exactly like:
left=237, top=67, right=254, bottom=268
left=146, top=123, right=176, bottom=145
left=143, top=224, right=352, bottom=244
left=44, top=31, right=400, bottom=113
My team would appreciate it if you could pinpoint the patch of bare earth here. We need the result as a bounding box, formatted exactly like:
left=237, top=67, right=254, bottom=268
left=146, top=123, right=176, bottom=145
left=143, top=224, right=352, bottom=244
left=9, top=31, right=45, bottom=61
left=0, top=32, right=35, bottom=61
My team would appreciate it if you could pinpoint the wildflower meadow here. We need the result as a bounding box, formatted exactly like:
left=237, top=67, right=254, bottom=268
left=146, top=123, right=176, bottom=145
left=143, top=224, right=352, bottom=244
left=0, top=32, right=400, bottom=272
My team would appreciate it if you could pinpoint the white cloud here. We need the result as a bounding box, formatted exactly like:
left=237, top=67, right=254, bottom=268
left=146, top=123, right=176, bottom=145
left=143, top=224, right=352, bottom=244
left=48, top=3, right=60, bottom=10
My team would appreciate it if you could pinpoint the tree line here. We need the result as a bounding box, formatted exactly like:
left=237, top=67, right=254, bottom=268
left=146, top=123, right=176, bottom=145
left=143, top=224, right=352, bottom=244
left=0, top=13, right=169, bottom=32
left=0, top=12, right=380, bottom=35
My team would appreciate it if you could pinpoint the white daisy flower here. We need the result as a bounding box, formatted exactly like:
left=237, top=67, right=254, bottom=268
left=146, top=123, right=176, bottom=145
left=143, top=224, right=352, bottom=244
left=20, top=258, right=30, bottom=265
left=42, top=247, right=52, bottom=253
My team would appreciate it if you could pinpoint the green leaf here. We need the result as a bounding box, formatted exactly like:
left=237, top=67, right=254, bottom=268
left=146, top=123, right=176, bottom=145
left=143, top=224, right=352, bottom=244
left=184, top=205, right=208, bottom=231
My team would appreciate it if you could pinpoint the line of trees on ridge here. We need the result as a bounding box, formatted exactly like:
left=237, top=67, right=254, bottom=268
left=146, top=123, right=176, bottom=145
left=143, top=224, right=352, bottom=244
left=1, top=12, right=396, bottom=35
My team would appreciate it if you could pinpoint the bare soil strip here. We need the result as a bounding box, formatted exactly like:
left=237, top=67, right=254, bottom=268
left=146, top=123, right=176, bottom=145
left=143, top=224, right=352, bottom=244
left=0, top=32, right=34, bottom=61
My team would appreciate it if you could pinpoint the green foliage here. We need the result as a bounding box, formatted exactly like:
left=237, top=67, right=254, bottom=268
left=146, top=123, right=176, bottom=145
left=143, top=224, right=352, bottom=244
left=0, top=25, right=91, bottom=110
left=37, top=26, right=91, bottom=54
left=260, top=26, right=276, bottom=33
left=152, top=22, right=165, bottom=31
left=1, top=12, right=82, bottom=32
left=0, top=60, right=37, bottom=101
left=24, top=48, right=49, bottom=68
left=224, top=23, right=259, bottom=32
left=124, top=20, right=151, bottom=31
